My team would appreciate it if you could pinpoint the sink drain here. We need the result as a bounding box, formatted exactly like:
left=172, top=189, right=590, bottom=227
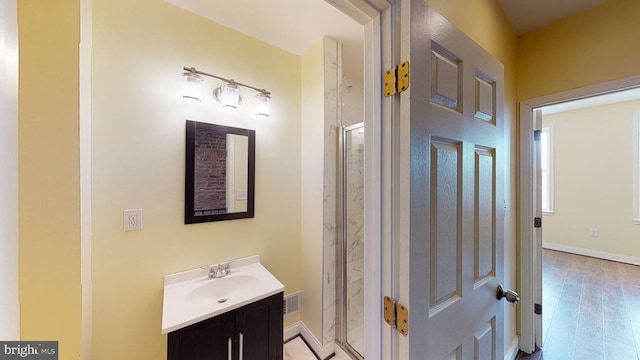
left=217, top=298, right=228, bottom=304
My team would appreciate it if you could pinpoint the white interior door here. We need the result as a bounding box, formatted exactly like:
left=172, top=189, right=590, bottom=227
left=397, top=2, right=507, bottom=359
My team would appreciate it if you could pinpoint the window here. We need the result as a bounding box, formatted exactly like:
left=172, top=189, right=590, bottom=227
left=540, top=127, right=553, bottom=214
left=633, top=112, right=640, bottom=224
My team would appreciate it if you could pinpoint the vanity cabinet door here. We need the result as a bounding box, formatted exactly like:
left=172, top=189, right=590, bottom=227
left=235, top=293, right=283, bottom=360
left=167, top=292, right=283, bottom=360
left=168, top=312, right=235, bottom=360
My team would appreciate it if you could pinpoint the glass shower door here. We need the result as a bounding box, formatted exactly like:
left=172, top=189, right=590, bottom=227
left=341, top=123, right=365, bottom=358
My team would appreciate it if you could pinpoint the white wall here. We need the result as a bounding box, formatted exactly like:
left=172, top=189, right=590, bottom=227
left=0, top=0, right=20, bottom=340
left=542, top=100, right=640, bottom=262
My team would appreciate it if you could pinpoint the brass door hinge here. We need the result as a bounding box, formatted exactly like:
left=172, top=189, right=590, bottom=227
left=383, top=296, right=409, bottom=336
left=384, top=61, right=410, bottom=97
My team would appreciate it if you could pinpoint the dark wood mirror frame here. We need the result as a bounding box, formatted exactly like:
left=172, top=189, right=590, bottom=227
left=185, top=120, right=255, bottom=224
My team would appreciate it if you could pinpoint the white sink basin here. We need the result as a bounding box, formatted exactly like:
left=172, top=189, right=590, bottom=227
left=161, top=255, right=284, bottom=334
left=186, top=275, right=259, bottom=305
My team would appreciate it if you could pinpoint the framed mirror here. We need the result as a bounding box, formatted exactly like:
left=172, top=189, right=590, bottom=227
left=185, top=120, right=255, bottom=223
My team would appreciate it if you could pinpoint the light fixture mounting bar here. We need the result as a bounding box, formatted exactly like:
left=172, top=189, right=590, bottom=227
left=183, top=66, right=270, bottom=95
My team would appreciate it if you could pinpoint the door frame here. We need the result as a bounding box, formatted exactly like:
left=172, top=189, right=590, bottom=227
left=330, top=1, right=391, bottom=359
left=0, top=0, right=20, bottom=340
left=518, top=74, right=640, bottom=354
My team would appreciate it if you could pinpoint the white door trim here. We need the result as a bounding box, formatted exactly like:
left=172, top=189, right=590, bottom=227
left=518, top=74, right=640, bottom=354
left=363, top=15, right=386, bottom=360
left=0, top=0, right=20, bottom=340
left=330, top=1, right=388, bottom=359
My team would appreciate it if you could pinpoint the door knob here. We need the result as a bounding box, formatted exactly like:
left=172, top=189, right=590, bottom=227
left=496, top=285, right=520, bottom=304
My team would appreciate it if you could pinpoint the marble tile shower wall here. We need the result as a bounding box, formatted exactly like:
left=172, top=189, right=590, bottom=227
left=321, top=37, right=364, bottom=346
left=322, top=37, right=339, bottom=345
left=345, top=133, right=365, bottom=335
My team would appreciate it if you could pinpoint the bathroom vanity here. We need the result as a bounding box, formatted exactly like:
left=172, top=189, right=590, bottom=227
left=167, top=292, right=282, bottom=360
left=162, top=256, right=284, bottom=360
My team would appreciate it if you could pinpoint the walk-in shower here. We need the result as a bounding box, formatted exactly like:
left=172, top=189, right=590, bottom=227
left=336, top=122, right=365, bottom=359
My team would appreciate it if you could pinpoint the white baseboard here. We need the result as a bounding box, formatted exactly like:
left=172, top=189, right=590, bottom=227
left=543, top=242, right=640, bottom=266
left=284, top=321, right=335, bottom=359
left=505, top=335, right=520, bottom=360
left=284, top=321, right=302, bottom=342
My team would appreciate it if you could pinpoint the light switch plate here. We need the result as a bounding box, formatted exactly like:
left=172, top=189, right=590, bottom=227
left=124, top=209, right=143, bottom=231
left=236, top=190, right=248, bottom=201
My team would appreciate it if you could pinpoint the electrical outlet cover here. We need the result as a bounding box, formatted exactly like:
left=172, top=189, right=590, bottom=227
left=124, top=209, right=143, bottom=231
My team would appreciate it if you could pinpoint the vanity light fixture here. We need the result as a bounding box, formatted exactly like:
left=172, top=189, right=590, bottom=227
left=255, top=91, right=271, bottom=117
left=182, top=66, right=271, bottom=117
left=182, top=71, right=203, bottom=102
left=215, top=81, right=241, bottom=110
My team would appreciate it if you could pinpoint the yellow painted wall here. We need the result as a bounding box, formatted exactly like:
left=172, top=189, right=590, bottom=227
left=0, top=0, right=20, bottom=341
left=300, top=39, right=325, bottom=342
left=542, top=101, right=640, bottom=258
left=424, top=0, right=519, bottom=352
left=91, top=0, right=302, bottom=358
left=518, top=0, right=640, bottom=101
left=18, top=0, right=82, bottom=358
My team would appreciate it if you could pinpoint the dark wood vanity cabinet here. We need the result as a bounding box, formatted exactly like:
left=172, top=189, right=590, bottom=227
left=168, top=292, right=283, bottom=360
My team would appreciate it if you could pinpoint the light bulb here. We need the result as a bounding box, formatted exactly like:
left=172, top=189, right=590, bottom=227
left=256, top=92, right=271, bottom=117
left=216, top=83, right=240, bottom=110
left=182, top=72, right=203, bottom=102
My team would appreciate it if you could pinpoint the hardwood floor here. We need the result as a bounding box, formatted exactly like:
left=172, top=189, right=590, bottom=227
left=517, top=249, right=640, bottom=360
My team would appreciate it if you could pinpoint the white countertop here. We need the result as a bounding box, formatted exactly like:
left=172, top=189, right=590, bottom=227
left=161, top=255, right=284, bottom=334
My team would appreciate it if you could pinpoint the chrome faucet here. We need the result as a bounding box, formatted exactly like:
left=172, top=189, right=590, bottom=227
left=202, top=259, right=237, bottom=279
left=201, top=265, right=217, bottom=280
left=218, top=259, right=237, bottom=277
